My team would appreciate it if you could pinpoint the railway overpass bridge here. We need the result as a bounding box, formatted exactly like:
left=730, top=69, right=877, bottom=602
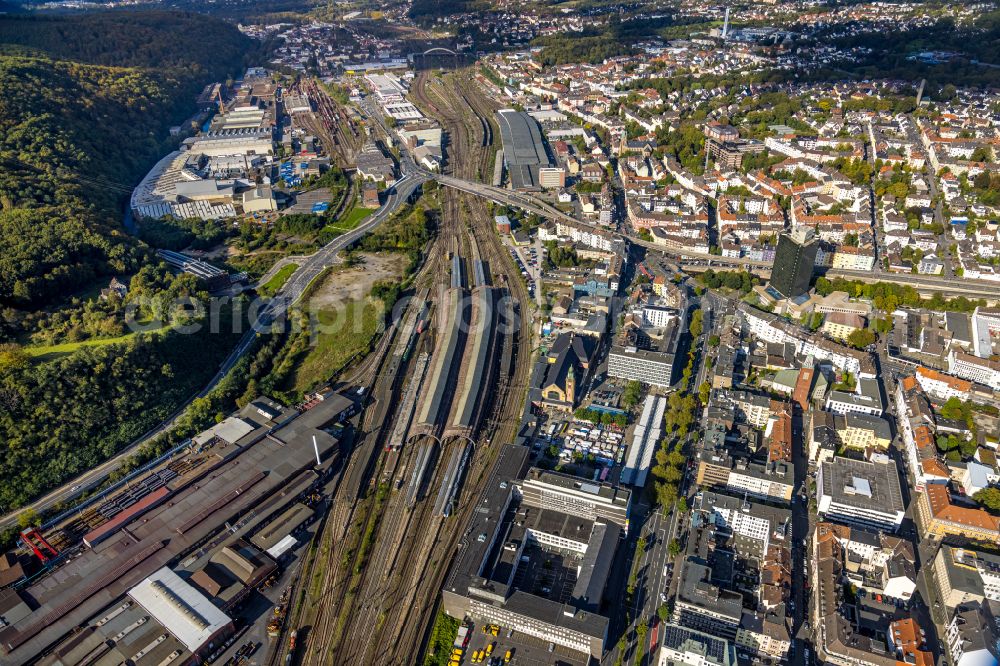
left=429, top=171, right=1000, bottom=301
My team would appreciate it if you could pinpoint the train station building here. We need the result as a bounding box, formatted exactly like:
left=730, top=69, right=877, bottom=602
left=441, top=446, right=630, bottom=659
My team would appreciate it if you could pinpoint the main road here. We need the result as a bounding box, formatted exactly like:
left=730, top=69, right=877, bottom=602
left=0, top=170, right=427, bottom=533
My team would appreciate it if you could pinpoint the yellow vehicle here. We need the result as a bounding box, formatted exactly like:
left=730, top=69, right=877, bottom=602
left=452, top=648, right=463, bottom=657
left=504, top=649, right=513, bottom=663
left=471, top=650, right=482, bottom=663
left=490, top=625, right=499, bottom=637
left=485, top=643, right=494, bottom=657
left=449, top=661, right=460, bottom=666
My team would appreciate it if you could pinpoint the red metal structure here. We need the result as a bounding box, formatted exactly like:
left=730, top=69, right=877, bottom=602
left=21, top=528, right=58, bottom=563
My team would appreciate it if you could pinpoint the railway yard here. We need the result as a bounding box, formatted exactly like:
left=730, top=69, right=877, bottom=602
left=0, top=66, right=540, bottom=666
left=284, top=78, right=364, bottom=168
left=270, top=69, right=537, bottom=666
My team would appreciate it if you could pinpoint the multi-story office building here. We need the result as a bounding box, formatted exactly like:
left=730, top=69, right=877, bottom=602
left=769, top=228, right=819, bottom=299
left=934, top=545, right=1000, bottom=609
left=519, top=468, right=631, bottom=529
left=441, top=448, right=622, bottom=660
left=657, top=624, right=736, bottom=666
left=816, top=455, right=905, bottom=531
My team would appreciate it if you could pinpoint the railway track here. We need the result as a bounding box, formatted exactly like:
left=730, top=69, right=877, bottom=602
left=377, top=69, right=535, bottom=665
left=286, top=68, right=535, bottom=666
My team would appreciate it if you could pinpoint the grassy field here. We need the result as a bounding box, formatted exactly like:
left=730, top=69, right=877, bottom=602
left=25, top=325, right=170, bottom=361
left=284, top=295, right=384, bottom=394
left=258, top=263, right=298, bottom=296
left=323, top=206, right=374, bottom=235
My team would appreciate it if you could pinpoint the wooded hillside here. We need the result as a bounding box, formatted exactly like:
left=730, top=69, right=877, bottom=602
left=0, top=11, right=253, bottom=514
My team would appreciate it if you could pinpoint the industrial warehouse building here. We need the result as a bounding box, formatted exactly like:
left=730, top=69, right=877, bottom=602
left=496, top=110, right=552, bottom=191
left=1, top=394, right=353, bottom=665
left=36, top=567, right=234, bottom=666
left=441, top=446, right=631, bottom=660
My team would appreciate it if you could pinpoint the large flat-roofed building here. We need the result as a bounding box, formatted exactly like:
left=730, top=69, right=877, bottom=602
left=519, top=468, right=631, bottom=528
left=816, top=454, right=905, bottom=531
left=0, top=394, right=350, bottom=665
left=441, top=448, right=620, bottom=659
left=36, top=567, right=234, bottom=666
left=364, top=72, right=406, bottom=103
left=183, top=128, right=274, bottom=158
left=128, top=568, right=233, bottom=655
left=497, top=110, right=552, bottom=191
left=657, top=624, right=737, bottom=666
left=608, top=315, right=682, bottom=388
left=674, top=548, right=743, bottom=639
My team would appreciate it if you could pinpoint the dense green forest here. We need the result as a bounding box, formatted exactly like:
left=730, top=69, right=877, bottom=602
left=0, top=11, right=254, bottom=513
left=0, top=11, right=252, bottom=310
left=818, top=10, right=1000, bottom=90
left=0, top=277, right=245, bottom=509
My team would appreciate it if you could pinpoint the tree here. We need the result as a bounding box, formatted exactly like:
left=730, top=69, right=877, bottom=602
left=622, top=380, right=643, bottom=409
left=636, top=620, right=648, bottom=646
left=0, top=343, right=28, bottom=372
left=698, top=381, right=711, bottom=406
left=657, top=604, right=669, bottom=622
left=668, top=539, right=682, bottom=557
left=16, top=508, right=39, bottom=530
left=940, top=397, right=971, bottom=423
left=688, top=309, right=704, bottom=338
left=846, top=328, right=876, bottom=349
left=708, top=334, right=720, bottom=347
left=974, top=487, right=1000, bottom=513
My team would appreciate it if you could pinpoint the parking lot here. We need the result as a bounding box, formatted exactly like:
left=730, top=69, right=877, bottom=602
left=502, top=236, right=543, bottom=304
left=458, top=622, right=592, bottom=666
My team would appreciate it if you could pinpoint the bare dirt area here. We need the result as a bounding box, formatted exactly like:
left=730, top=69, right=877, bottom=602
left=308, top=252, right=408, bottom=309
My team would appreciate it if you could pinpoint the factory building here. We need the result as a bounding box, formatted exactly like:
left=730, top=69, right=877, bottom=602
left=183, top=128, right=274, bottom=158
left=36, top=567, right=234, bottom=666
left=1, top=394, right=351, bottom=665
